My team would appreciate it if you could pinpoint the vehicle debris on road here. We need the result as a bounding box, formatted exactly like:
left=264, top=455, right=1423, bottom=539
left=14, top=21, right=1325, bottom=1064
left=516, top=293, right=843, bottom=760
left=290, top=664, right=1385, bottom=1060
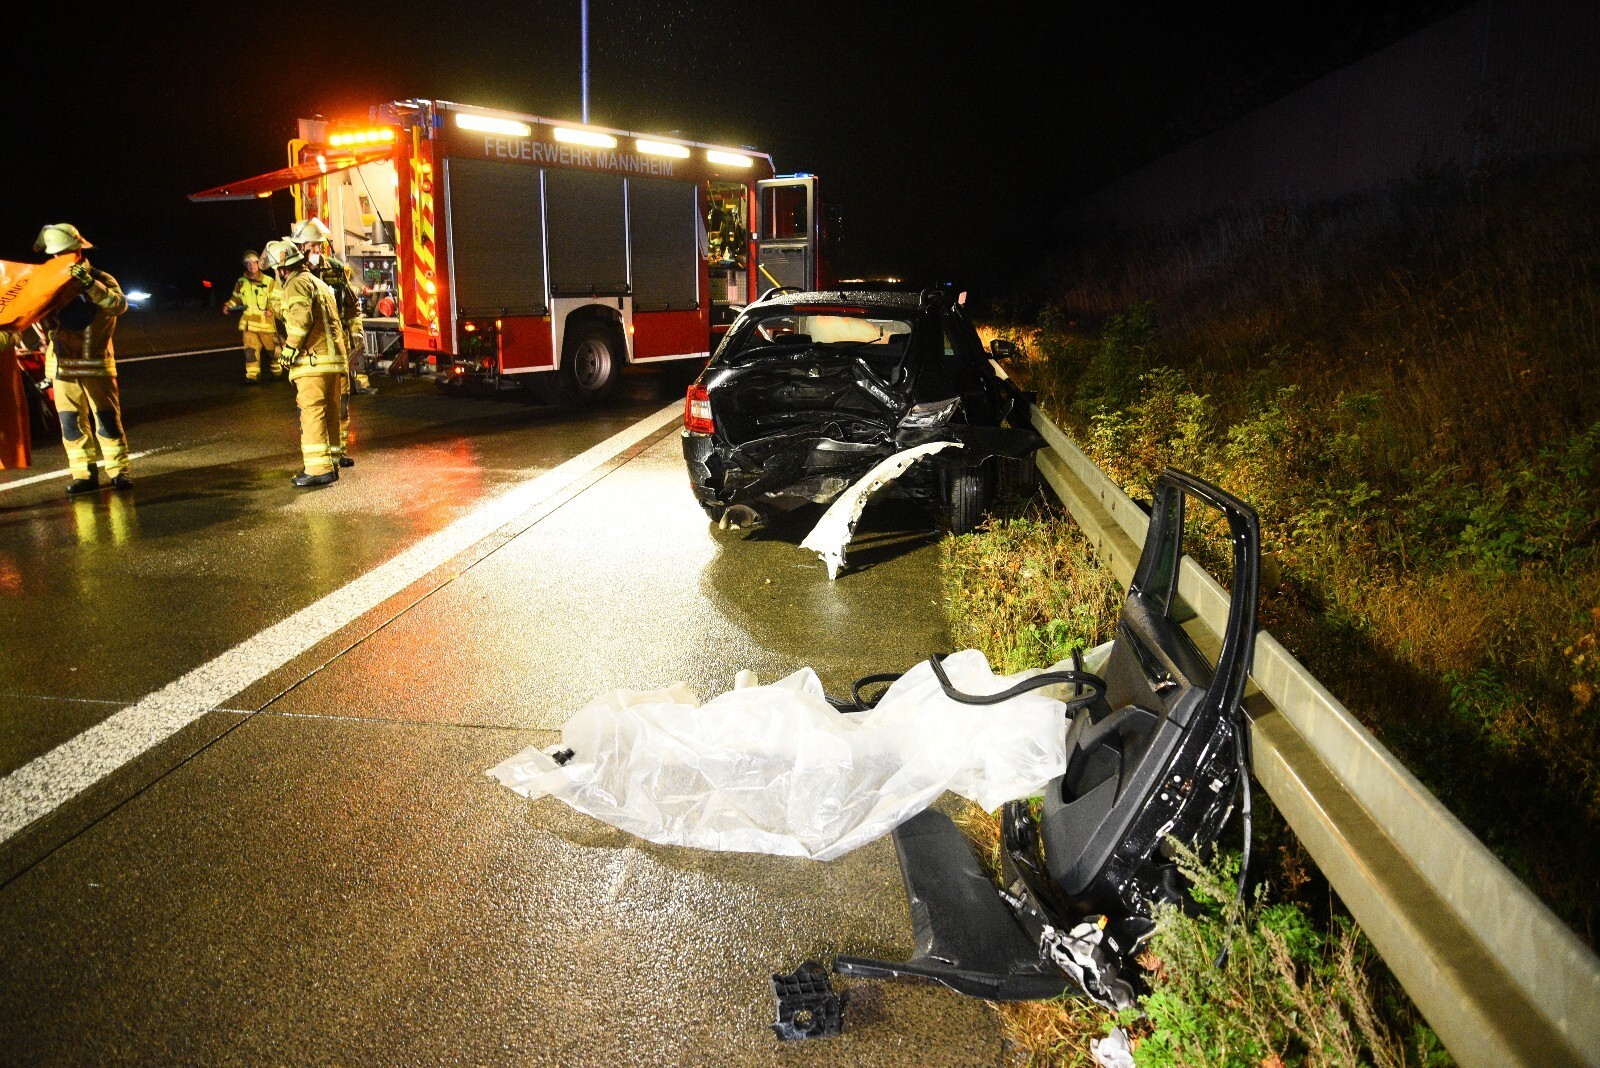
left=487, top=646, right=1110, bottom=861
left=799, top=440, right=961, bottom=578
left=769, top=961, right=846, bottom=1041
left=491, top=467, right=1260, bottom=1020
left=835, top=469, right=1261, bottom=1010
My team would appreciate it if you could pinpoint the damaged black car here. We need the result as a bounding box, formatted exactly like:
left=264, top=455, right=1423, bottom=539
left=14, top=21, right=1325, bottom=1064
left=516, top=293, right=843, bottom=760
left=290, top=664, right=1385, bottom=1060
left=681, top=287, right=1041, bottom=531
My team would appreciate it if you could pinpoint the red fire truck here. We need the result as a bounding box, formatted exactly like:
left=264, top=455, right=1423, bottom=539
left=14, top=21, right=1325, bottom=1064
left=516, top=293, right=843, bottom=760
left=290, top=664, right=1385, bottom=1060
left=191, top=99, right=828, bottom=402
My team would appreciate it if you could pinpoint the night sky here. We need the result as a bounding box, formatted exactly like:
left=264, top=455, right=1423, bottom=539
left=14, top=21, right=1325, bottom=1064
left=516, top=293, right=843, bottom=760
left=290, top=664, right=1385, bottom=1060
left=8, top=0, right=1467, bottom=299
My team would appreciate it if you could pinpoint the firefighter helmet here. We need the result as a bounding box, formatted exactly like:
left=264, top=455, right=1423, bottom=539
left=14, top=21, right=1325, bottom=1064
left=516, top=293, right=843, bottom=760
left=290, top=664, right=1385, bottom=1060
left=243, top=250, right=261, bottom=265
left=289, top=218, right=332, bottom=245
left=260, top=240, right=303, bottom=270
left=34, top=223, right=93, bottom=255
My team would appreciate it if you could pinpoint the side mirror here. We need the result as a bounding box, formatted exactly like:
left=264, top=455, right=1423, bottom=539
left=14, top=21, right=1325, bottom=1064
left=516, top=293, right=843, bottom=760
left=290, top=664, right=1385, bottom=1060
left=989, top=338, right=1021, bottom=361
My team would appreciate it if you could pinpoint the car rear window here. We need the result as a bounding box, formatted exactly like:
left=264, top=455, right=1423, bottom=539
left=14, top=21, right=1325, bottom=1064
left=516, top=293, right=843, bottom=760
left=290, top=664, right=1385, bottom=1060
left=727, top=311, right=914, bottom=355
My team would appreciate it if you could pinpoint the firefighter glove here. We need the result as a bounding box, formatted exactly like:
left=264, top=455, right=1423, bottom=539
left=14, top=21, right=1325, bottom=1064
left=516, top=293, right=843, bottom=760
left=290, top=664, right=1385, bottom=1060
left=67, top=263, right=94, bottom=287
left=277, top=346, right=297, bottom=372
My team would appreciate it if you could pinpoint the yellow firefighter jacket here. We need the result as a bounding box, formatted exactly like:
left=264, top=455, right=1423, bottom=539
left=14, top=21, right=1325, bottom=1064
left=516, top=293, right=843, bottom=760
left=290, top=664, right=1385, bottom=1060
left=226, top=273, right=278, bottom=333
left=277, top=269, right=348, bottom=381
left=43, top=266, right=127, bottom=378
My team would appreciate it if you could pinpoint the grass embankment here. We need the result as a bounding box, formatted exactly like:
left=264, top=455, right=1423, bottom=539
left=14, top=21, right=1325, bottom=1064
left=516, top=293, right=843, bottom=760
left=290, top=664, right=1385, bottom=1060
left=943, top=156, right=1600, bottom=1064
left=945, top=521, right=1445, bottom=1066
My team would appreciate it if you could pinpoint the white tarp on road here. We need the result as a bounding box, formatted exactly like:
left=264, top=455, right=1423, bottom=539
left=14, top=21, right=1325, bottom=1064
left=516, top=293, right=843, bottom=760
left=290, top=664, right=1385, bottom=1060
left=488, top=647, right=1107, bottom=861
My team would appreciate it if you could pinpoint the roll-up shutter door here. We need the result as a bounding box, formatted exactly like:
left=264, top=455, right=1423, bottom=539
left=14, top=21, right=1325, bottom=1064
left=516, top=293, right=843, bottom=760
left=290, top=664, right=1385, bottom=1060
left=445, top=158, right=547, bottom=317
left=545, top=169, right=628, bottom=296
left=628, top=178, right=699, bottom=312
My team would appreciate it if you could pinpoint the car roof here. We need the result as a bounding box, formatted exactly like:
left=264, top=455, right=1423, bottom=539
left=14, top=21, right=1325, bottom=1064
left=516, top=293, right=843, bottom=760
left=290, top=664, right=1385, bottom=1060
left=750, top=289, right=939, bottom=314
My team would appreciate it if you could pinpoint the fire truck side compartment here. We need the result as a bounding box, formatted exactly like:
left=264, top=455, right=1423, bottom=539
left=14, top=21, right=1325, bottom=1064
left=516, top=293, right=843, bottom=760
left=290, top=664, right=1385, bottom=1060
left=628, top=177, right=700, bottom=314
left=444, top=158, right=548, bottom=317
left=545, top=169, right=629, bottom=297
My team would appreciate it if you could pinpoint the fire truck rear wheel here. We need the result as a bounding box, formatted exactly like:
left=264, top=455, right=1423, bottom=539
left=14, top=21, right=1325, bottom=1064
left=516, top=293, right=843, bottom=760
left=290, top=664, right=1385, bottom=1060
left=551, top=321, right=623, bottom=406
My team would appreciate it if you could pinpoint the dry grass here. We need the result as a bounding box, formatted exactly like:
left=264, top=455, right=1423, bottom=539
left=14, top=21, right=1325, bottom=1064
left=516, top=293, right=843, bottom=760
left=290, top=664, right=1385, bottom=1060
left=934, top=156, right=1600, bottom=1065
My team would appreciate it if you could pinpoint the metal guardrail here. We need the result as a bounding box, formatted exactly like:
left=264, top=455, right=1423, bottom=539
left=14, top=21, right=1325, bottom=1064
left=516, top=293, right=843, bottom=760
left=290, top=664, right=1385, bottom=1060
left=1027, top=406, right=1600, bottom=1068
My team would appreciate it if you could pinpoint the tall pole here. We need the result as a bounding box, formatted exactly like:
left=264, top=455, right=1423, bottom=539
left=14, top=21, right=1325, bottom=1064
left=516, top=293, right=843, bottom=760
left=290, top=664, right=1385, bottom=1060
left=581, top=0, right=590, bottom=123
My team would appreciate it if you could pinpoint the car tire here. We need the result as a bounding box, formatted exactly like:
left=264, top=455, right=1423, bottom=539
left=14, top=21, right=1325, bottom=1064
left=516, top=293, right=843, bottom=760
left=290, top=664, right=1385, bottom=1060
left=548, top=320, right=623, bottom=407
left=943, top=459, right=992, bottom=533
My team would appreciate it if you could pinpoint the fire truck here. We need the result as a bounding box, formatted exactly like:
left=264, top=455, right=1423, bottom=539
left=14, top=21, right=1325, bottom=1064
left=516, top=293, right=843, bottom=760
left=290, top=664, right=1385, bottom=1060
left=190, top=99, right=829, bottom=403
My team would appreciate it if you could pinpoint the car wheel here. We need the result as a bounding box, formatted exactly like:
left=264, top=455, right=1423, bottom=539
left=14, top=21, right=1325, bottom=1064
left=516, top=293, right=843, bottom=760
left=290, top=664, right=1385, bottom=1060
left=549, top=320, right=623, bottom=407
left=943, top=459, right=992, bottom=533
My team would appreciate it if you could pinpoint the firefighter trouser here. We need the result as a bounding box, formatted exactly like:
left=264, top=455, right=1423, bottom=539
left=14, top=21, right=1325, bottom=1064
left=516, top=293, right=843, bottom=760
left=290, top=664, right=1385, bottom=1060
left=336, top=375, right=351, bottom=459
left=54, top=376, right=128, bottom=479
left=346, top=317, right=369, bottom=388
left=295, top=372, right=344, bottom=476
left=242, top=330, right=278, bottom=381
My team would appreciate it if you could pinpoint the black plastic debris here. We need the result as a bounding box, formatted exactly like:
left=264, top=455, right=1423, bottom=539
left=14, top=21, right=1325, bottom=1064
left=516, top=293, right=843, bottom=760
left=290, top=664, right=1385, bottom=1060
left=837, top=468, right=1262, bottom=1008
left=769, top=960, right=845, bottom=1040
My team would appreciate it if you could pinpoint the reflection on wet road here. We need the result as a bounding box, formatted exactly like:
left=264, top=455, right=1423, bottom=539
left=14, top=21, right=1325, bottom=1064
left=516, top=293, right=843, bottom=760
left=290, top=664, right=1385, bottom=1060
left=0, top=345, right=1006, bottom=1064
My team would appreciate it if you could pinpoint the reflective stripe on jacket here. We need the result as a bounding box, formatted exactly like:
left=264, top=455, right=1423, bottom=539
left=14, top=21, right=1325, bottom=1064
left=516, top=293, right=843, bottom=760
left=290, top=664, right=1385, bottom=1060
left=44, top=266, right=127, bottom=378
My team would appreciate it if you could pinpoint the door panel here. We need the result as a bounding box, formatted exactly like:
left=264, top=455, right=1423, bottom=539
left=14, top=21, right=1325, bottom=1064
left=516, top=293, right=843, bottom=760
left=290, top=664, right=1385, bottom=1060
left=755, top=177, right=817, bottom=293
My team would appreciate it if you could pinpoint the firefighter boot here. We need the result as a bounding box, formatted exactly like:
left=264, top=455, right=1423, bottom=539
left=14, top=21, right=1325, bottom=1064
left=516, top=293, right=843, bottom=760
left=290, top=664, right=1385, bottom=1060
left=65, top=469, right=101, bottom=495
left=111, top=473, right=133, bottom=490
left=293, top=470, right=338, bottom=488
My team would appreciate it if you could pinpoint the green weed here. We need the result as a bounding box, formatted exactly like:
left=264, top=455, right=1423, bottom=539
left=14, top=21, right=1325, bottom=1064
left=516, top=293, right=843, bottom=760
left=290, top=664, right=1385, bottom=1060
left=1129, top=843, right=1448, bottom=1068
left=943, top=511, right=1122, bottom=673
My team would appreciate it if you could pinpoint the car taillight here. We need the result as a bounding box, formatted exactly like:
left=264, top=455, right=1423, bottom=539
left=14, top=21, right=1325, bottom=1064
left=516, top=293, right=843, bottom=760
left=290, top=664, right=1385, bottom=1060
left=684, top=384, right=714, bottom=435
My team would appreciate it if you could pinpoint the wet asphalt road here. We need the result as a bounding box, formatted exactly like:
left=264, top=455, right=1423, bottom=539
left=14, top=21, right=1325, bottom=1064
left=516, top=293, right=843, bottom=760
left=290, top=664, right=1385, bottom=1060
left=0, top=324, right=1015, bottom=1064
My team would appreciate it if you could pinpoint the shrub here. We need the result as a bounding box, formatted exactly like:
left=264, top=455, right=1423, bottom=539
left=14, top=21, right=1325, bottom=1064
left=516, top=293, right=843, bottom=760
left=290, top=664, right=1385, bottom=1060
left=1130, top=843, right=1448, bottom=1068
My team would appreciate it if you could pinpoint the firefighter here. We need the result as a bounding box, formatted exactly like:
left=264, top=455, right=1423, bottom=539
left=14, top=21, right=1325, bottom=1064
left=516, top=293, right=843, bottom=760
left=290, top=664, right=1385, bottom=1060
left=222, top=250, right=279, bottom=382
left=261, top=239, right=347, bottom=487
left=290, top=217, right=374, bottom=395
left=290, top=219, right=363, bottom=470
left=34, top=224, right=132, bottom=495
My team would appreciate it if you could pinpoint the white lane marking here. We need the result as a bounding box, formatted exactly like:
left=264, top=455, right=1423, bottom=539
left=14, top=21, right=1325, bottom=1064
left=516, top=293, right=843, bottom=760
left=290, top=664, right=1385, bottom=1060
left=0, top=403, right=684, bottom=842
left=117, top=346, right=242, bottom=364
left=0, top=451, right=160, bottom=493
